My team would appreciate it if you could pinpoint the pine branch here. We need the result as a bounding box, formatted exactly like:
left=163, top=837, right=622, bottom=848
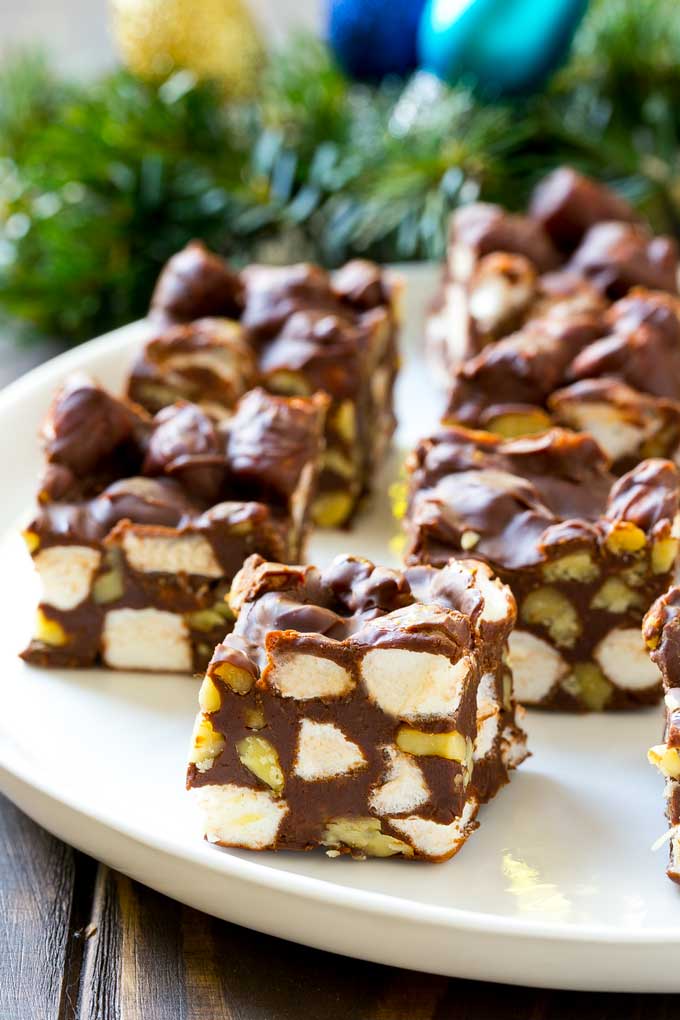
left=2, top=0, right=680, bottom=344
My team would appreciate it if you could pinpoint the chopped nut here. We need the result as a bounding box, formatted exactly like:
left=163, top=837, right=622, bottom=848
left=322, top=817, right=413, bottom=858
left=311, top=492, right=355, bottom=527
left=648, top=744, right=680, bottom=779
left=396, top=725, right=470, bottom=766
left=621, top=561, right=647, bottom=587
left=486, top=409, right=552, bottom=439
left=212, top=660, right=254, bottom=695
left=460, top=530, right=480, bottom=551
left=264, top=370, right=311, bottom=396
left=542, top=551, right=599, bottom=583
left=229, top=520, right=253, bottom=536
left=140, top=382, right=182, bottom=409
left=198, top=675, right=222, bottom=714
left=34, top=608, right=68, bottom=647
left=92, top=551, right=124, bottom=605
left=521, top=587, right=581, bottom=648
left=236, top=735, right=284, bottom=795
left=185, top=607, right=231, bottom=633
left=22, top=529, right=40, bottom=554
left=568, top=662, right=612, bottom=711
left=330, top=400, right=357, bottom=443
left=189, top=716, right=225, bottom=771
left=590, top=577, right=642, bottom=614
left=651, top=537, right=678, bottom=575
left=321, top=448, right=356, bottom=480
left=605, top=522, right=647, bottom=556
left=244, top=706, right=266, bottom=730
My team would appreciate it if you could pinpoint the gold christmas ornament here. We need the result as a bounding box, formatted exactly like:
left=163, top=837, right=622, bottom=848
left=110, top=0, right=264, bottom=95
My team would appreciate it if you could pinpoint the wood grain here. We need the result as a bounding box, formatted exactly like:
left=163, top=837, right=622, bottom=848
left=2, top=791, right=680, bottom=1020
left=0, top=794, right=76, bottom=1020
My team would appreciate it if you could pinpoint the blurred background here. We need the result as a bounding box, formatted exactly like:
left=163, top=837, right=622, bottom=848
left=0, top=0, right=678, bottom=362
left=1, top=0, right=319, bottom=74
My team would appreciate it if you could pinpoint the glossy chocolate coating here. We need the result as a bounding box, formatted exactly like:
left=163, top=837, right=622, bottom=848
left=42, top=373, right=145, bottom=478
left=446, top=313, right=602, bottom=427
left=568, top=222, right=678, bottom=299
left=449, top=203, right=560, bottom=275
left=150, top=241, right=244, bottom=324
left=188, top=554, right=524, bottom=855
left=569, top=289, right=680, bottom=400
left=405, top=425, right=678, bottom=710
left=24, top=378, right=327, bottom=672
left=529, top=167, right=639, bottom=252
left=128, top=318, right=258, bottom=414
left=406, top=426, right=674, bottom=572
left=135, top=249, right=401, bottom=527
left=241, top=264, right=343, bottom=341
left=644, top=587, right=680, bottom=694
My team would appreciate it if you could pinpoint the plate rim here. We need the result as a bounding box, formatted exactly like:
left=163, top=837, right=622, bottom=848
left=1, top=303, right=679, bottom=993
left=1, top=737, right=677, bottom=947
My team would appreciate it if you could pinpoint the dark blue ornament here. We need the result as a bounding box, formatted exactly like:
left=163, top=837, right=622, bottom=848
left=418, top=0, right=589, bottom=98
left=327, top=0, right=428, bottom=82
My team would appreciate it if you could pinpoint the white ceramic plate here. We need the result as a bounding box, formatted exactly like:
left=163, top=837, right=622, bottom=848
left=1, top=266, right=679, bottom=993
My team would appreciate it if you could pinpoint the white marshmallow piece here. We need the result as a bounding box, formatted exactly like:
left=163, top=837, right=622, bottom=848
left=34, top=545, right=101, bottom=611
left=555, top=401, right=646, bottom=463
left=666, top=690, right=680, bottom=712
left=501, top=724, right=529, bottom=769
left=478, top=573, right=514, bottom=623
left=468, top=275, right=532, bottom=333
left=294, top=720, right=366, bottom=781
left=474, top=672, right=501, bottom=761
left=389, top=798, right=478, bottom=860
left=361, top=648, right=472, bottom=721
left=122, top=531, right=223, bottom=578
left=507, top=629, right=568, bottom=704
left=193, top=784, right=288, bottom=849
left=448, top=244, right=475, bottom=282
left=594, top=627, right=661, bottom=691
left=103, top=607, right=192, bottom=672
left=369, top=745, right=430, bottom=816
left=268, top=654, right=355, bottom=700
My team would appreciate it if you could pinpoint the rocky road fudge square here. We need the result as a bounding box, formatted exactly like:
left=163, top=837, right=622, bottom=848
left=187, top=554, right=526, bottom=860
left=22, top=375, right=327, bottom=673
left=444, top=287, right=680, bottom=473
left=128, top=242, right=402, bottom=527
left=403, top=425, right=680, bottom=711
left=644, top=588, right=680, bottom=883
left=426, top=165, right=678, bottom=382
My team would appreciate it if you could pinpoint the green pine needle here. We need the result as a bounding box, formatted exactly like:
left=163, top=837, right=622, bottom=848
left=2, top=0, right=680, bottom=344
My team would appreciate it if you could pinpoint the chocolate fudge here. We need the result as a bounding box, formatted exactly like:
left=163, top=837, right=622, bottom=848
left=128, top=242, right=402, bottom=527
left=644, top=588, right=680, bottom=882
left=22, top=375, right=327, bottom=672
left=186, top=553, right=526, bottom=860
left=403, top=425, right=679, bottom=710
left=445, top=288, right=680, bottom=473
left=427, top=166, right=677, bottom=380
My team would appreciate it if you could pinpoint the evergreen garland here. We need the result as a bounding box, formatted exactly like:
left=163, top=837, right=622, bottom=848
left=1, top=0, right=680, bottom=344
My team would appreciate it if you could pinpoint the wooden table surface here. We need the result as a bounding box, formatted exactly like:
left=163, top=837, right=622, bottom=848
left=0, top=340, right=676, bottom=1020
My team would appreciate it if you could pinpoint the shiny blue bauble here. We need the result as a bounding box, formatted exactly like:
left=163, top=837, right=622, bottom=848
left=327, top=0, right=428, bottom=82
left=418, top=0, right=589, bottom=97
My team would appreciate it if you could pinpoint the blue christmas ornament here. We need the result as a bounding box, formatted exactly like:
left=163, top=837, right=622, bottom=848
left=327, top=0, right=428, bottom=82
left=418, top=0, right=589, bottom=97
